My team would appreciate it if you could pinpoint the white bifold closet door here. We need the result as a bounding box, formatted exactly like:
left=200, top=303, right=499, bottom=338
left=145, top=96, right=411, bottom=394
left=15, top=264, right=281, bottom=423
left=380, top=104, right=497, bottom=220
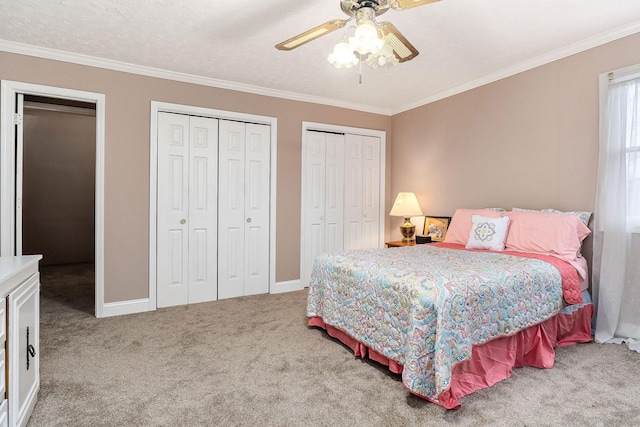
left=218, top=120, right=271, bottom=299
left=157, top=112, right=218, bottom=307
left=300, top=130, right=381, bottom=287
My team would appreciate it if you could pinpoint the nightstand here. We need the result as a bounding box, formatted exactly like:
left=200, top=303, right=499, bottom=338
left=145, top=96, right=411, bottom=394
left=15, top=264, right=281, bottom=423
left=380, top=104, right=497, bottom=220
left=385, top=240, right=416, bottom=248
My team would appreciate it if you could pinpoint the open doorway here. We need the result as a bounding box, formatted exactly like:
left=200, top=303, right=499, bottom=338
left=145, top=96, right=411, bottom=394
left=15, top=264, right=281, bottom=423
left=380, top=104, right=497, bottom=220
left=22, top=96, right=96, bottom=315
left=1, top=80, right=106, bottom=317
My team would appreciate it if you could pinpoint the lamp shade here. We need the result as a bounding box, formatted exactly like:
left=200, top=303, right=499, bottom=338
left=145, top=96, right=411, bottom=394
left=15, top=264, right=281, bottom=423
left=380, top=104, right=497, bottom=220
left=389, top=192, right=423, bottom=217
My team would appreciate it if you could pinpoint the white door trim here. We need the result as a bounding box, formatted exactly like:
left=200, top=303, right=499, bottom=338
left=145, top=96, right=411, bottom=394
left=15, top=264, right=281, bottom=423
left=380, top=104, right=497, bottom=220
left=0, top=80, right=106, bottom=317
left=15, top=94, right=24, bottom=255
left=149, top=101, right=278, bottom=308
left=300, top=121, right=387, bottom=289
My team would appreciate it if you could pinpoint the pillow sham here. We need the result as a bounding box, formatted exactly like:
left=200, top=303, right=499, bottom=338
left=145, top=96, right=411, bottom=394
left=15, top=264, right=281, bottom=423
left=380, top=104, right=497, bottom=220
left=466, top=215, right=510, bottom=251
left=541, top=209, right=592, bottom=227
left=504, top=210, right=591, bottom=262
left=485, top=207, right=506, bottom=213
left=444, top=208, right=504, bottom=245
left=511, top=207, right=592, bottom=227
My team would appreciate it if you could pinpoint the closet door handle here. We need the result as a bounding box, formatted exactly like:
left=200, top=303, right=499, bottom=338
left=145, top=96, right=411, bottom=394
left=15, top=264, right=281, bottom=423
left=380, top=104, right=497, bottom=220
left=26, top=326, right=36, bottom=370
left=180, top=219, right=186, bottom=224
left=246, top=218, right=252, bottom=223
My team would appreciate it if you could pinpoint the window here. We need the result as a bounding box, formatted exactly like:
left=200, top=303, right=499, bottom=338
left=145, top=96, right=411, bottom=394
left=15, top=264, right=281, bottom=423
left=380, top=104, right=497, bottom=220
left=629, top=139, right=640, bottom=229
left=605, top=73, right=640, bottom=232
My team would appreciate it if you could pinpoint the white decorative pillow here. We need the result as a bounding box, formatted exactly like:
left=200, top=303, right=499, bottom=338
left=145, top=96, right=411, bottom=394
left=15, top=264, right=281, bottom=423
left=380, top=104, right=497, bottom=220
left=465, top=215, right=510, bottom=251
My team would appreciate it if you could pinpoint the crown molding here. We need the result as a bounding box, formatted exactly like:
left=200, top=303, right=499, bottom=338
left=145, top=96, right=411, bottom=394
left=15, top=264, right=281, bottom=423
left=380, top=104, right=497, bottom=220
left=0, top=40, right=392, bottom=116
left=392, top=20, right=640, bottom=115
left=3, top=17, right=640, bottom=119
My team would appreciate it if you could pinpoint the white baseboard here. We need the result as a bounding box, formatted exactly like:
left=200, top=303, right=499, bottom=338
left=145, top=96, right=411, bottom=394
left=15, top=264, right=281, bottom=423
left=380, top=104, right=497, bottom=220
left=99, top=298, right=153, bottom=318
left=271, top=279, right=302, bottom=294
left=99, top=281, right=304, bottom=318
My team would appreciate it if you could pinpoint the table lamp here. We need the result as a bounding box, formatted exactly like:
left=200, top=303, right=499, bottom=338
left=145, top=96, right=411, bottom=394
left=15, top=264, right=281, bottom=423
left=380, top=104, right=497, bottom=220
left=389, top=192, right=423, bottom=241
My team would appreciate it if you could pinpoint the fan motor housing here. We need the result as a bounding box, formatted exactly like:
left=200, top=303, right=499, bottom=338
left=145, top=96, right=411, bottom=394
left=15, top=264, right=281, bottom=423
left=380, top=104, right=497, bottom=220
left=341, top=0, right=389, bottom=17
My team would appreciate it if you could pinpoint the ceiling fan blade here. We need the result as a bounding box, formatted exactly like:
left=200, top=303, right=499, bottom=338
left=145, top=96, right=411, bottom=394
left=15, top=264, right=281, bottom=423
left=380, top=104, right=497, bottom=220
left=389, top=0, right=441, bottom=11
left=378, top=21, right=419, bottom=62
left=275, top=19, right=347, bottom=51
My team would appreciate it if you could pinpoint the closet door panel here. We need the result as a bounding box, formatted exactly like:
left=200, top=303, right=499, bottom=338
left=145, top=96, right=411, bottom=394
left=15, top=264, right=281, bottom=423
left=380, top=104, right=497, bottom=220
left=187, top=116, right=218, bottom=304
left=343, top=134, right=381, bottom=250
left=324, top=133, right=345, bottom=253
left=343, top=135, right=364, bottom=250
left=218, top=120, right=247, bottom=299
left=157, top=112, right=190, bottom=307
left=301, top=131, right=327, bottom=287
left=361, top=136, right=381, bottom=249
left=243, top=123, right=270, bottom=296
left=301, top=131, right=344, bottom=287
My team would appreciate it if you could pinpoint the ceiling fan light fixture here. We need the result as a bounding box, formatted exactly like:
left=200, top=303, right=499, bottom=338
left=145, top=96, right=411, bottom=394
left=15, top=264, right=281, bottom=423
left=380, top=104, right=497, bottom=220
left=348, top=20, right=384, bottom=55
left=328, top=41, right=360, bottom=68
left=276, top=0, right=432, bottom=70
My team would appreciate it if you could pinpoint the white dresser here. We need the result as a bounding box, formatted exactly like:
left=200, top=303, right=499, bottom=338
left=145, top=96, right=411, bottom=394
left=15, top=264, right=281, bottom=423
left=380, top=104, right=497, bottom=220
left=0, top=256, right=41, bottom=427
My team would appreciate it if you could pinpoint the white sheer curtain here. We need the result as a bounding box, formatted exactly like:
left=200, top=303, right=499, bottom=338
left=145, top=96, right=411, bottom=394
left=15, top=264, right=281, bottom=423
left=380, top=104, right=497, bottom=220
left=593, top=76, right=640, bottom=352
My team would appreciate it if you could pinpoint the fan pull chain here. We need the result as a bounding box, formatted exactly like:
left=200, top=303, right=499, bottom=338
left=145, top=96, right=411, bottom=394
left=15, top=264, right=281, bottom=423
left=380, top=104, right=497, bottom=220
left=359, top=54, right=363, bottom=85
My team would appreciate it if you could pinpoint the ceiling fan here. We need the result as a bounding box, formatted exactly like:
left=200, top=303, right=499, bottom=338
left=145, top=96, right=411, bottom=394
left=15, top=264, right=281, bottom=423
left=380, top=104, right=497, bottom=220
left=275, top=0, right=441, bottom=65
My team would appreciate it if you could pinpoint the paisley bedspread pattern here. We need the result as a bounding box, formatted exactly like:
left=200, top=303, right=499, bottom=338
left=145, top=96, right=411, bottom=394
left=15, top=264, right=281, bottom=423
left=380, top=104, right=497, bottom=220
left=306, top=245, right=564, bottom=403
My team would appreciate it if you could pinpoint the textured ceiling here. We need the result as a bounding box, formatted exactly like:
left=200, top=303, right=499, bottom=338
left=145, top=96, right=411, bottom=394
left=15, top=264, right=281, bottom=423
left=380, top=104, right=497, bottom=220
left=2, top=0, right=640, bottom=114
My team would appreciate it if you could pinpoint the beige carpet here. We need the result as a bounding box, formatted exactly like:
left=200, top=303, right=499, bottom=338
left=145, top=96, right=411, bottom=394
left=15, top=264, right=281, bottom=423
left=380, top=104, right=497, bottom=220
left=27, top=264, right=640, bottom=426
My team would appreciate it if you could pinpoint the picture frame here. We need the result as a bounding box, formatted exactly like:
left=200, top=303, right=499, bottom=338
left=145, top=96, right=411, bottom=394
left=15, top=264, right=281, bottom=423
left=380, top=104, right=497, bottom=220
left=423, top=216, right=451, bottom=242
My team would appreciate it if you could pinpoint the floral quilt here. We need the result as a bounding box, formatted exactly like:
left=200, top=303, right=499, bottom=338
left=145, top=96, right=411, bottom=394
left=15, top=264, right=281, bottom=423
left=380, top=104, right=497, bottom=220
left=306, top=244, right=566, bottom=404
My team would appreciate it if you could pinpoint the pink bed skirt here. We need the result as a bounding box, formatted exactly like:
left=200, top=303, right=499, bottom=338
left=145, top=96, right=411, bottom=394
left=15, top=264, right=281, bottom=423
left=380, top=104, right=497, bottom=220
left=308, top=302, right=593, bottom=409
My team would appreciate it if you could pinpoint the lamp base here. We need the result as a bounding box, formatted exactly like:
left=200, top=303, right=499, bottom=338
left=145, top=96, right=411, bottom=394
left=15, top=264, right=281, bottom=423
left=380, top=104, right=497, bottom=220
left=399, top=217, right=416, bottom=242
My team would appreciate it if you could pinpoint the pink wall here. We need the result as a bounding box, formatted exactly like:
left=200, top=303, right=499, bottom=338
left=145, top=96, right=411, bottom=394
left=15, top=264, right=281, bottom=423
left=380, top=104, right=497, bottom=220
left=2, top=29, right=640, bottom=303
left=0, top=51, right=391, bottom=302
left=390, top=32, right=640, bottom=266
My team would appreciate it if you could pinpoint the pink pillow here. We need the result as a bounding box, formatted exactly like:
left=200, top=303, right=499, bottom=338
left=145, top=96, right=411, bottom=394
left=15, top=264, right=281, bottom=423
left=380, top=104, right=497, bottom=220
left=504, top=210, right=591, bottom=262
left=444, top=209, right=504, bottom=245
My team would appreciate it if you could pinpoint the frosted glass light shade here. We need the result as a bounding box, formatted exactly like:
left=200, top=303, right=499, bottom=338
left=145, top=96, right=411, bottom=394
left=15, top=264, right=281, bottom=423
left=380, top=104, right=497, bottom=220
left=366, top=43, right=399, bottom=68
left=327, top=41, right=359, bottom=68
left=389, top=192, right=423, bottom=217
left=349, top=20, right=384, bottom=55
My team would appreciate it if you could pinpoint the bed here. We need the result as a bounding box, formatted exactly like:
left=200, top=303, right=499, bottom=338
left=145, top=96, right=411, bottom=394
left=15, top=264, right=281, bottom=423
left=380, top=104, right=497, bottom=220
left=306, top=208, right=594, bottom=409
